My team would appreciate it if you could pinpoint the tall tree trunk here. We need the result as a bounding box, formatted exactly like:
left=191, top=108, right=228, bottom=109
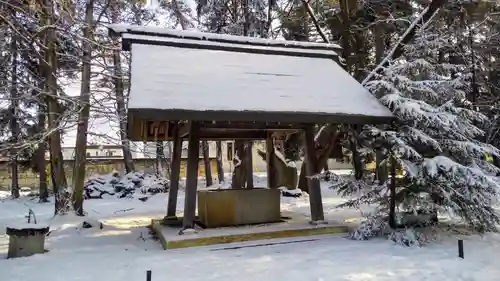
left=373, top=23, right=386, bottom=65
left=349, top=127, right=364, bottom=180
left=242, top=0, right=250, bottom=36
left=373, top=22, right=388, bottom=184
left=38, top=106, right=48, bottom=202
left=298, top=127, right=338, bottom=192
left=339, top=0, right=352, bottom=71
left=202, top=141, right=213, bottom=186
left=9, top=29, right=19, bottom=199
left=164, top=141, right=172, bottom=178
left=296, top=1, right=355, bottom=192
left=216, top=141, right=224, bottom=183
left=111, top=0, right=135, bottom=173
left=231, top=140, right=246, bottom=188
left=72, top=0, right=94, bottom=216
left=43, top=0, right=68, bottom=215
left=353, top=32, right=367, bottom=81
left=155, top=141, right=168, bottom=178
left=338, top=0, right=363, bottom=179
left=245, top=142, right=254, bottom=188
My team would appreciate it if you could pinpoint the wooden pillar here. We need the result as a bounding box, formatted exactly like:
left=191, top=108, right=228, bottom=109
left=166, top=125, right=182, bottom=218
left=245, top=142, right=254, bottom=188
left=266, top=135, right=277, bottom=188
left=182, top=122, right=200, bottom=230
left=304, top=125, right=325, bottom=222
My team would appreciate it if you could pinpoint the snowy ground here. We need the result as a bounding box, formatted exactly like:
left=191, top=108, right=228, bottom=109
left=0, top=173, right=498, bottom=281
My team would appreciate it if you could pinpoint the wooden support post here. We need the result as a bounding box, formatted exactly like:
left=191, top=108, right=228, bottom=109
left=266, top=135, right=277, bottom=188
left=245, top=142, right=254, bottom=188
left=304, top=125, right=325, bottom=222
left=166, top=125, right=182, bottom=218
left=182, top=122, right=201, bottom=230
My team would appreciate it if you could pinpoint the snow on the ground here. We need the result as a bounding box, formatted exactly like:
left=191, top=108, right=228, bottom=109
left=0, top=172, right=498, bottom=281
left=1, top=227, right=499, bottom=281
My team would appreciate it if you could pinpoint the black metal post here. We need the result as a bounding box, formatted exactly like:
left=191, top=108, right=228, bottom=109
left=458, top=239, right=464, bottom=259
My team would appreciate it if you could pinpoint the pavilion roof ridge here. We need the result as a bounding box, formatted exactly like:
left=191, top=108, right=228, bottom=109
left=108, top=24, right=341, bottom=52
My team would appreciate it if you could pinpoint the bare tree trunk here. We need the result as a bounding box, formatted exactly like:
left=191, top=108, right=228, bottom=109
left=202, top=141, right=213, bottom=186
left=373, top=23, right=386, bottom=65
left=242, top=0, right=250, bottom=36
left=72, top=0, right=94, bottom=216
left=216, top=141, right=224, bottom=183
left=231, top=140, right=246, bottom=188
left=171, top=0, right=190, bottom=29
left=338, top=0, right=355, bottom=70
left=155, top=141, right=165, bottom=177
left=338, top=0, right=363, bottom=180
left=111, top=0, right=135, bottom=173
left=298, top=127, right=338, bottom=193
left=38, top=106, right=48, bottom=202
left=164, top=141, right=172, bottom=178
left=347, top=126, right=363, bottom=180
left=373, top=22, right=388, bottom=184
left=245, top=142, right=254, bottom=188
left=43, top=0, right=68, bottom=215
left=9, top=29, right=19, bottom=199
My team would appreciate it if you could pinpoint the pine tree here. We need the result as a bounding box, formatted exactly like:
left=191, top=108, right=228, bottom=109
left=335, top=21, right=500, bottom=232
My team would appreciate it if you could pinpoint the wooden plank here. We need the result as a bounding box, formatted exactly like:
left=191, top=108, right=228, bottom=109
left=211, top=238, right=321, bottom=251
left=200, top=121, right=303, bottom=130
left=197, top=130, right=268, bottom=140
left=182, top=121, right=201, bottom=230
left=177, top=122, right=191, bottom=138
left=137, top=120, right=169, bottom=141
left=128, top=108, right=395, bottom=126
left=163, top=224, right=347, bottom=249
left=304, top=125, right=324, bottom=222
left=150, top=218, right=349, bottom=250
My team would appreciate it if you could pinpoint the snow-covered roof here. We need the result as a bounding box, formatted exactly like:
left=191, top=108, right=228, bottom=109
left=109, top=25, right=394, bottom=124
left=108, top=24, right=342, bottom=53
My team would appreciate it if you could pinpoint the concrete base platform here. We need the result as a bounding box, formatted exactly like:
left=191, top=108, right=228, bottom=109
left=151, top=216, right=349, bottom=249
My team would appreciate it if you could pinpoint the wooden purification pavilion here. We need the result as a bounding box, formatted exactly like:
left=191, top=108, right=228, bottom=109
left=108, top=25, right=394, bottom=248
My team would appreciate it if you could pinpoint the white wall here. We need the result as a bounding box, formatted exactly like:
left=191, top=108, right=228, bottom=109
left=59, top=141, right=353, bottom=172
left=60, top=147, right=124, bottom=160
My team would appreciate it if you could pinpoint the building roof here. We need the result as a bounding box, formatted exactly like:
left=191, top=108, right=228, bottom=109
left=108, top=24, right=342, bottom=55
left=108, top=25, right=394, bottom=140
